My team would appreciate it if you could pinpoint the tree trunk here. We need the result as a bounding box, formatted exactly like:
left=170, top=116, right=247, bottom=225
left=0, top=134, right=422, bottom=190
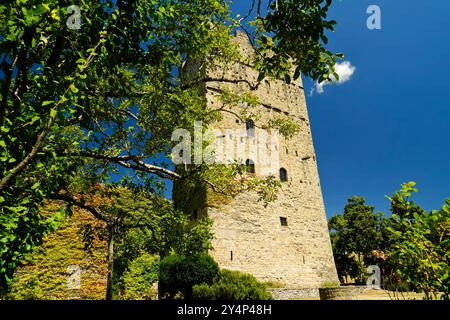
left=106, top=226, right=114, bottom=300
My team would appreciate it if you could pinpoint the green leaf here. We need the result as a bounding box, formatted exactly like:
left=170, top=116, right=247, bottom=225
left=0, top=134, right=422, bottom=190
left=69, top=84, right=79, bottom=93
left=31, top=182, right=40, bottom=190
left=42, top=100, right=54, bottom=106
left=50, top=108, right=57, bottom=118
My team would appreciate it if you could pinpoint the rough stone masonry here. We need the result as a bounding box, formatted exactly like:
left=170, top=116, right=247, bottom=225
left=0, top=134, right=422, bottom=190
left=174, top=31, right=339, bottom=290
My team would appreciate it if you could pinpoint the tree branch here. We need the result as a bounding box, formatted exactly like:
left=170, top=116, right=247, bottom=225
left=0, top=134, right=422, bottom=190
left=68, top=151, right=182, bottom=180
left=0, top=104, right=60, bottom=192
left=72, top=151, right=136, bottom=162
left=0, top=36, right=106, bottom=193
left=181, top=76, right=261, bottom=91
left=129, top=158, right=182, bottom=180
left=50, top=193, right=112, bottom=223
left=207, top=106, right=263, bottom=129
left=0, top=54, right=17, bottom=128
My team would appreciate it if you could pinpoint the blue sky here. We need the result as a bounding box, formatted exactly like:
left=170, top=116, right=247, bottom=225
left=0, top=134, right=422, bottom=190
left=230, top=0, right=450, bottom=217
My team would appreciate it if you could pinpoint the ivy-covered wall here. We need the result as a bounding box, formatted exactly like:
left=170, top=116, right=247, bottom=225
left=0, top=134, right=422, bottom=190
left=7, top=202, right=107, bottom=300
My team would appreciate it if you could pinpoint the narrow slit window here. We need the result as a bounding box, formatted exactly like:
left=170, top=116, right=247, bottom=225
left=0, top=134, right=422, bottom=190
left=245, top=159, right=255, bottom=174
left=279, top=168, right=288, bottom=182
left=246, top=120, right=255, bottom=137
left=280, top=217, right=288, bottom=226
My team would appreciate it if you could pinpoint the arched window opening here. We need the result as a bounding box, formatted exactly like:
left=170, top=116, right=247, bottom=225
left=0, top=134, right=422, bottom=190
left=245, top=159, right=255, bottom=174
left=279, top=168, right=288, bottom=182
left=246, top=120, right=255, bottom=136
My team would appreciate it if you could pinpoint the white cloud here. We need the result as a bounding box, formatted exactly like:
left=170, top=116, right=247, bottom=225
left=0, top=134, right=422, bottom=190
left=315, top=61, right=356, bottom=94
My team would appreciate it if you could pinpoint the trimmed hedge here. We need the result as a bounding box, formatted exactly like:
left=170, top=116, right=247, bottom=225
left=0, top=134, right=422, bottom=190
left=193, top=269, right=272, bottom=300
left=159, top=254, right=219, bottom=299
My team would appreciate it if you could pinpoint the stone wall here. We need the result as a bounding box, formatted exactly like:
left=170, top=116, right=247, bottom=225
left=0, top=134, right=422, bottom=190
left=319, top=286, right=369, bottom=300
left=269, top=288, right=320, bottom=300
left=174, top=31, right=339, bottom=290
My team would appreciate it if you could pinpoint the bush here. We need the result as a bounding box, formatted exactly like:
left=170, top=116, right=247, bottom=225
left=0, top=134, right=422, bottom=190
left=121, top=253, right=159, bottom=300
left=159, top=254, right=219, bottom=299
left=192, top=269, right=272, bottom=300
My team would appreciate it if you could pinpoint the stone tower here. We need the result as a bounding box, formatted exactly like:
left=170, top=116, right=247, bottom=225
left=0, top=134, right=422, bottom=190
left=174, top=32, right=338, bottom=289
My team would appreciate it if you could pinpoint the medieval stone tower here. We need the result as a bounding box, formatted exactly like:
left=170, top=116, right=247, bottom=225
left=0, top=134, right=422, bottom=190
left=174, top=32, right=338, bottom=289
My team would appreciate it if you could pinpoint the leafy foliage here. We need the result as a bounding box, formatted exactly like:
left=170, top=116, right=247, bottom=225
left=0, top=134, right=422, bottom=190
left=328, top=196, right=385, bottom=283
left=250, top=0, right=343, bottom=83
left=64, top=187, right=214, bottom=299
left=159, top=254, right=219, bottom=299
left=192, top=269, right=272, bottom=300
left=386, top=182, right=450, bottom=300
left=120, top=253, right=159, bottom=300
left=84, top=187, right=213, bottom=258
left=329, top=182, right=450, bottom=300
left=4, top=202, right=107, bottom=300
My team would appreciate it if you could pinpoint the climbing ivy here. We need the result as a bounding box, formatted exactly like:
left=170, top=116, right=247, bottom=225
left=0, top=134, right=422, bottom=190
left=5, top=202, right=107, bottom=300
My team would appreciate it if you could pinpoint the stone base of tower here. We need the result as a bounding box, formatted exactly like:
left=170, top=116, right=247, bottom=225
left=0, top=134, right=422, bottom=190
left=207, top=191, right=339, bottom=290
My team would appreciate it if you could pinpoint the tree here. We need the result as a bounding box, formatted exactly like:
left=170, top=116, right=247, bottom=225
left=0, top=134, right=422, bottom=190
left=3, top=187, right=214, bottom=300
left=0, top=0, right=342, bottom=289
left=111, top=188, right=214, bottom=300
left=386, top=182, right=450, bottom=300
left=328, top=196, right=385, bottom=283
left=58, top=185, right=214, bottom=300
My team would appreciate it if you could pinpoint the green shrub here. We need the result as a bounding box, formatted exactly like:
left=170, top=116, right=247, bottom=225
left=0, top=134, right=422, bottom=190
left=159, top=254, right=219, bottom=299
left=192, top=269, right=273, bottom=300
left=121, top=253, right=159, bottom=300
